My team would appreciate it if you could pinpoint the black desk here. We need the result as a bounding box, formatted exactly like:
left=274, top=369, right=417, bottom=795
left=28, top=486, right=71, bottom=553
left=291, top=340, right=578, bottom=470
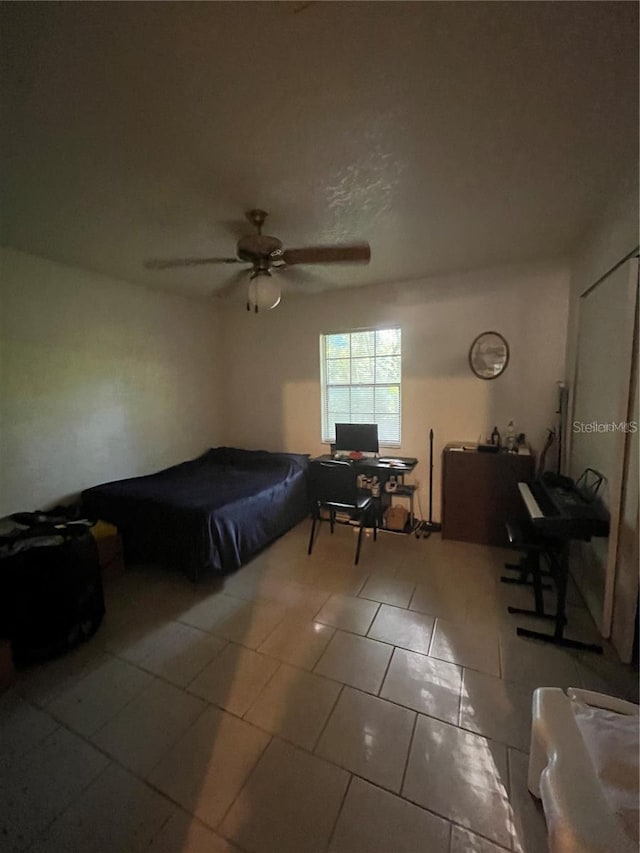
left=313, top=455, right=417, bottom=474
left=312, top=455, right=419, bottom=531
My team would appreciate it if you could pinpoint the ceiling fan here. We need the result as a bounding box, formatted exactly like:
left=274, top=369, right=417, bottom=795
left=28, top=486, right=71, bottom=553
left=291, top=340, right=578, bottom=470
left=144, top=209, right=371, bottom=312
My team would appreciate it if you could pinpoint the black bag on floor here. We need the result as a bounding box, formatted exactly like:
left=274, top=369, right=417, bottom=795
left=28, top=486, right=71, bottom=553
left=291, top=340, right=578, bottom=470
left=0, top=517, right=105, bottom=664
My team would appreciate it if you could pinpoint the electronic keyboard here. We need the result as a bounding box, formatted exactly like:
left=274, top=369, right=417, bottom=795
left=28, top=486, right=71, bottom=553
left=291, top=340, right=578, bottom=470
left=517, top=477, right=609, bottom=541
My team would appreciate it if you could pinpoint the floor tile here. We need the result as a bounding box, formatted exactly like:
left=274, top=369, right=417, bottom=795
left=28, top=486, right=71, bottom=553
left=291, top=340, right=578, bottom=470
left=483, top=599, right=587, bottom=640
left=147, top=705, right=270, bottom=828
left=149, top=809, right=242, bottom=852
left=430, top=619, right=501, bottom=677
left=450, top=559, right=500, bottom=597
left=252, top=580, right=331, bottom=622
left=380, top=648, right=462, bottom=723
left=0, top=727, right=109, bottom=852
left=0, top=690, right=57, bottom=765
left=99, top=611, right=166, bottom=659
left=258, top=615, right=335, bottom=669
left=106, top=618, right=181, bottom=666
left=316, top=687, right=415, bottom=792
left=574, top=652, right=639, bottom=702
left=272, top=557, right=326, bottom=588
left=509, top=747, right=549, bottom=853
left=245, top=663, right=341, bottom=750
left=29, top=764, right=174, bottom=853
left=354, top=548, right=406, bottom=576
left=92, top=678, right=207, bottom=775
left=219, top=737, right=349, bottom=853
left=15, top=641, right=104, bottom=707
left=314, top=630, right=393, bottom=694
left=450, top=825, right=510, bottom=853
left=311, top=563, right=370, bottom=596
left=104, top=567, right=204, bottom=621
left=124, top=620, right=227, bottom=686
left=515, top=601, right=601, bottom=647
left=187, top=642, right=279, bottom=716
left=315, top=593, right=379, bottom=635
left=395, top=552, right=434, bottom=584
left=10, top=528, right=637, bottom=853
left=499, top=635, right=581, bottom=692
left=212, top=598, right=289, bottom=649
left=409, top=578, right=470, bottom=623
left=100, top=571, right=196, bottom=640
left=464, top=588, right=505, bottom=631
left=329, top=776, right=450, bottom=853
left=459, top=669, right=532, bottom=751
left=403, top=715, right=511, bottom=848
left=496, top=581, right=558, bottom=621
left=178, top=593, right=246, bottom=634
left=368, top=604, right=434, bottom=654
left=359, top=573, right=415, bottom=607
left=221, top=566, right=283, bottom=600
left=46, top=654, right=154, bottom=736
left=307, top=524, right=368, bottom=565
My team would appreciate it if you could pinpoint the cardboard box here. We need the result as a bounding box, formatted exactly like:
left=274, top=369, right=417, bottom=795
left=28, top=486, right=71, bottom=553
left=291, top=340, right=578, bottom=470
left=90, top=521, right=125, bottom=581
left=384, top=505, right=409, bottom=531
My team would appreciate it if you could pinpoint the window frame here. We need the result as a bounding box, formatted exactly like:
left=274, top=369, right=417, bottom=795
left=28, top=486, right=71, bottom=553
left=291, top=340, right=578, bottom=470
left=319, top=325, right=402, bottom=448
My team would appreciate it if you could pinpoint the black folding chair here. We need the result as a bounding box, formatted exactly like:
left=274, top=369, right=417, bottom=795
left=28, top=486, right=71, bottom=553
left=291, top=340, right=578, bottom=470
left=307, top=459, right=377, bottom=565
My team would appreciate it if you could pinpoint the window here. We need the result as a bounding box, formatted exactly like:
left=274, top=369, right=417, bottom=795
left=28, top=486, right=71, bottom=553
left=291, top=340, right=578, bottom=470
left=320, top=327, right=402, bottom=446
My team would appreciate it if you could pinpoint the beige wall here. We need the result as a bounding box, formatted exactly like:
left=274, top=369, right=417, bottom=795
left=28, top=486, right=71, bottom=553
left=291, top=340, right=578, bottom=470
left=217, top=261, right=570, bottom=519
left=0, top=248, right=221, bottom=515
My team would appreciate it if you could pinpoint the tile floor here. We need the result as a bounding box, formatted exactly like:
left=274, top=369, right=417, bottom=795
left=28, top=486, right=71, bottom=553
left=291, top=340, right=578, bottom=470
left=2, top=523, right=638, bottom=853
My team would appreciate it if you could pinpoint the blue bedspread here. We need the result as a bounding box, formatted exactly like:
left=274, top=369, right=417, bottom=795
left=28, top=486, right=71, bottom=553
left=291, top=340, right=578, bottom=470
left=81, top=447, right=309, bottom=579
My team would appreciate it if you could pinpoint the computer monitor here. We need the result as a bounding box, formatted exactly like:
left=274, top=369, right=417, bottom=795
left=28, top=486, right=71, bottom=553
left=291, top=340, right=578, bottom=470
left=334, top=423, right=379, bottom=454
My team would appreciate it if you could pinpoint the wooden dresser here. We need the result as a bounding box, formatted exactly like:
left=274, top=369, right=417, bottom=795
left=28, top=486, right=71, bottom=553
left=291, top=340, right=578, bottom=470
left=441, top=445, right=535, bottom=546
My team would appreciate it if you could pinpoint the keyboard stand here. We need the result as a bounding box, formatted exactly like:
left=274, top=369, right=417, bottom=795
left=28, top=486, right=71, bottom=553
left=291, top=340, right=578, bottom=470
left=515, top=542, right=603, bottom=654
left=502, top=523, right=556, bottom=621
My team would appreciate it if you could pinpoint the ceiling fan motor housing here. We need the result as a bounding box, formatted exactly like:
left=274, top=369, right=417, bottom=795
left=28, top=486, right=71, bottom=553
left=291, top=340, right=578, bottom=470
left=236, top=233, right=283, bottom=261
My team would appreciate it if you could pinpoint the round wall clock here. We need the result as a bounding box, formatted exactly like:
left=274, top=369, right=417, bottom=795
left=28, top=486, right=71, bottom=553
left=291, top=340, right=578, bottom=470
left=468, top=331, right=510, bottom=380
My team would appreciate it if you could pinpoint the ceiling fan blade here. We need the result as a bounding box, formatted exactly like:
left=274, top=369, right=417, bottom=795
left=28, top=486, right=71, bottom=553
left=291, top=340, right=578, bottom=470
left=212, top=268, right=251, bottom=299
left=281, top=242, right=370, bottom=266
left=144, top=257, right=240, bottom=270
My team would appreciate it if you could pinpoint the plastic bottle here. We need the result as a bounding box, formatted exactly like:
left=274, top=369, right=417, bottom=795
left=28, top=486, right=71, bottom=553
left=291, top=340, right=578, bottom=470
left=505, top=420, right=516, bottom=452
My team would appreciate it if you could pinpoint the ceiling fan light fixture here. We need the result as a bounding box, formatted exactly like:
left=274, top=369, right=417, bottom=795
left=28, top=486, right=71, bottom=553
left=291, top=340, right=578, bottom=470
left=247, top=269, right=281, bottom=313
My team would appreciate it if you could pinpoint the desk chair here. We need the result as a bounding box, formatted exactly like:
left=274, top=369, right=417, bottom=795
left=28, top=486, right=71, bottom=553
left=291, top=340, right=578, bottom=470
left=307, top=459, right=377, bottom=565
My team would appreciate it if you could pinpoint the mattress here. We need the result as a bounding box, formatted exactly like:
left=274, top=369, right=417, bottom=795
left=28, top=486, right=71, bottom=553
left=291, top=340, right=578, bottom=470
left=82, top=447, right=309, bottom=579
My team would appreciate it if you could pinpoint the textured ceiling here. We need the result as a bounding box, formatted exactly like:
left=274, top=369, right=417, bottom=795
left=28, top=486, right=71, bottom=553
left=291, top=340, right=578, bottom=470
left=1, top=1, right=637, bottom=298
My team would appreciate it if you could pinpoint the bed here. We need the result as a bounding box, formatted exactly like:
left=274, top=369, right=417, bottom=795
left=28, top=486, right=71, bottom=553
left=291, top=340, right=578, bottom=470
left=81, top=447, right=309, bottom=579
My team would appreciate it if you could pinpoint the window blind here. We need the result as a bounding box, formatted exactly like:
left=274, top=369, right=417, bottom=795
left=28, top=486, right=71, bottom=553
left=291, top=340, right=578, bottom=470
left=320, top=327, right=401, bottom=446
